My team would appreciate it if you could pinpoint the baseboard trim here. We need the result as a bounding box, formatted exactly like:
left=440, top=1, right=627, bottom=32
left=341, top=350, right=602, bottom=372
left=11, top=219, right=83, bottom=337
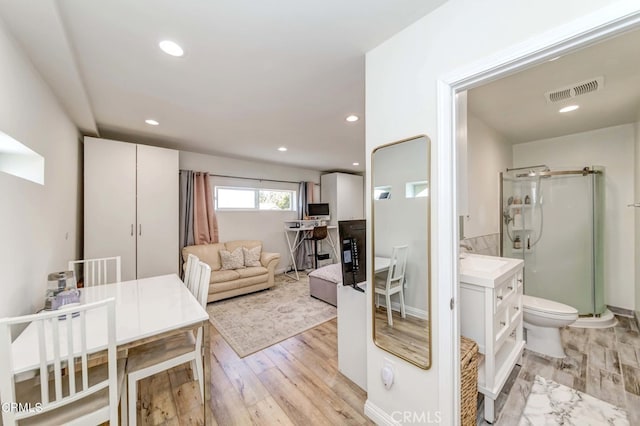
left=607, top=305, right=635, bottom=317
left=375, top=298, right=428, bottom=320
left=364, top=400, right=400, bottom=426
left=635, top=311, right=640, bottom=330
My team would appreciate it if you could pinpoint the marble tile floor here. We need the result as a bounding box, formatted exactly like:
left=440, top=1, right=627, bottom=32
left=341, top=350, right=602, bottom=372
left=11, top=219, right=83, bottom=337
left=476, top=315, right=640, bottom=425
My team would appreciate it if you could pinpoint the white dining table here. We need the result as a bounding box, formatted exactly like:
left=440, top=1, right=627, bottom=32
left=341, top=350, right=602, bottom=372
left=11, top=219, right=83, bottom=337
left=10, top=274, right=210, bottom=421
left=12, top=274, right=209, bottom=373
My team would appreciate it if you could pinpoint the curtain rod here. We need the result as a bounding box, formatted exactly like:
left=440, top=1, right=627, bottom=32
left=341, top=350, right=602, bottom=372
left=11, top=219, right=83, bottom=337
left=181, top=171, right=319, bottom=185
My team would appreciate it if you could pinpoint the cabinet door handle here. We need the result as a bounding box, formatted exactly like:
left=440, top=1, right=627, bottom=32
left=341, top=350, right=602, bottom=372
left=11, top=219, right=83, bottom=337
left=500, top=321, right=506, bottom=326
left=497, top=296, right=503, bottom=301
left=518, top=279, right=523, bottom=283
left=131, top=224, right=134, bottom=236
left=139, top=224, right=142, bottom=236
left=514, top=306, right=520, bottom=311
left=507, top=286, right=513, bottom=290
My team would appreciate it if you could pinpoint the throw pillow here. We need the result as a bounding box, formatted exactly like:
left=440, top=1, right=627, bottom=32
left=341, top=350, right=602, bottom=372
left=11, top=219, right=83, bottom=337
left=220, top=247, right=245, bottom=270
left=243, top=245, right=262, bottom=267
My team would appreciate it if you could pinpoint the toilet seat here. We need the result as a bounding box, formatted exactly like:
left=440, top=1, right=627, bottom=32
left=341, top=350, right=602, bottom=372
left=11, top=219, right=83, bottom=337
left=522, top=295, right=578, bottom=318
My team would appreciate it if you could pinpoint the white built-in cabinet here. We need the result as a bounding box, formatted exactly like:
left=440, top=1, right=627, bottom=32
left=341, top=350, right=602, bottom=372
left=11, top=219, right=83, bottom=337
left=84, top=137, right=179, bottom=281
left=320, top=172, right=364, bottom=225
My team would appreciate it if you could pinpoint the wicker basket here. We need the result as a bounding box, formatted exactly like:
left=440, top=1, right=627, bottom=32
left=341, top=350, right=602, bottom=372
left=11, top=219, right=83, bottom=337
left=460, top=336, right=479, bottom=426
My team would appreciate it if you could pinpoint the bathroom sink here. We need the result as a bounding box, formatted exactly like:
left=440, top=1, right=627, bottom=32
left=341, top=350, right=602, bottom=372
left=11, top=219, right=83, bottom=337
left=460, top=256, right=508, bottom=273
left=459, top=254, right=523, bottom=288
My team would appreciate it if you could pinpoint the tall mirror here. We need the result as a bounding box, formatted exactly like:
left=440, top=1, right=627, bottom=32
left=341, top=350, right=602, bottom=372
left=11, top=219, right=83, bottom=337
left=372, top=135, right=431, bottom=369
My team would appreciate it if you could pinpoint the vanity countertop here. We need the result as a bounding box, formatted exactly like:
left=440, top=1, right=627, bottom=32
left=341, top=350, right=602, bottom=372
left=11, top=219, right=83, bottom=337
left=459, top=253, right=524, bottom=288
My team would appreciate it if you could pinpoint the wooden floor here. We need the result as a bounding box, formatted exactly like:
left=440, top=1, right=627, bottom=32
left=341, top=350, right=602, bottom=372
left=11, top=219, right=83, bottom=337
left=374, top=306, right=429, bottom=367
left=137, top=318, right=373, bottom=425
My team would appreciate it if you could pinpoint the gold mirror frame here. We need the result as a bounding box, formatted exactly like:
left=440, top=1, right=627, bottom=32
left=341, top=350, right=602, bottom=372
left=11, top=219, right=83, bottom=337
left=371, top=135, right=431, bottom=369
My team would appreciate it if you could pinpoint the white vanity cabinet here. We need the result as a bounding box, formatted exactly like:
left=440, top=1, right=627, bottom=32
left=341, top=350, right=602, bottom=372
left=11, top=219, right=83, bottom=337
left=460, top=254, right=525, bottom=423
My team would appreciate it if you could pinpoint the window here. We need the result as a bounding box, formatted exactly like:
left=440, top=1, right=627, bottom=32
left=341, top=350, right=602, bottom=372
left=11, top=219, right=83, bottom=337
left=374, top=185, right=391, bottom=200
left=215, top=186, right=295, bottom=211
left=405, top=181, right=429, bottom=198
left=0, top=130, right=44, bottom=185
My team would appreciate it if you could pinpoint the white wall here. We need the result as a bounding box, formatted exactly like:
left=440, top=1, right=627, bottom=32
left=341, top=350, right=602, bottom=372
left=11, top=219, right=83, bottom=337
left=465, top=113, right=512, bottom=238
left=634, top=118, right=640, bottom=317
left=365, top=0, right=631, bottom=423
left=179, top=151, right=321, bottom=272
left=513, top=124, right=635, bottom=310
left=0, top=17, right=80, bottom=318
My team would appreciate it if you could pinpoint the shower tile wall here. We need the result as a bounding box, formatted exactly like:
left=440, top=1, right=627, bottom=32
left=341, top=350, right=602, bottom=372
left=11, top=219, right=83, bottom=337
left=463, top=233, right=500, bottom=256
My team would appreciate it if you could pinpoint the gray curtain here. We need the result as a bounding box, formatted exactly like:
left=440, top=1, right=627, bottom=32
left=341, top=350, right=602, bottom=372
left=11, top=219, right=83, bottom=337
left=179, top=170, right=195, bottom=275
left=295, top=182, right=315, bottom=270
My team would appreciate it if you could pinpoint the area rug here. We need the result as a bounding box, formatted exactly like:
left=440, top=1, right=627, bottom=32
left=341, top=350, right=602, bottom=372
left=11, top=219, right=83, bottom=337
left=207, top=273, right=337, bottom=358
left=518, top=375, right=629, bottom=425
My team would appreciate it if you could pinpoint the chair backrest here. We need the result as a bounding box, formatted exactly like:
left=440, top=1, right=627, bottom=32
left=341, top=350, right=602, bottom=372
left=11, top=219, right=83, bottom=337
left=183, top=253, right=200, bottom=293
left=387, top=245, right=409, bottom=289
left=312, top=226, right=328, bottom=240
left=190, top=261, right=211, bottom=308
left=0, top=298, right=118, bottom=425
left=68, top=256, right=121, bottom=287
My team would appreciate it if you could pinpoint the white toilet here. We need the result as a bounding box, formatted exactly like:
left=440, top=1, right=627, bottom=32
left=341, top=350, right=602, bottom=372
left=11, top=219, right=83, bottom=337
left=522, top=295, right=579, bottom=358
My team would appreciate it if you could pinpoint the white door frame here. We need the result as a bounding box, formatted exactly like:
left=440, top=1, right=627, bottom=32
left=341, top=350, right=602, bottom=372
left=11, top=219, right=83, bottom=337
left=436, top=2, right=640, bottom=423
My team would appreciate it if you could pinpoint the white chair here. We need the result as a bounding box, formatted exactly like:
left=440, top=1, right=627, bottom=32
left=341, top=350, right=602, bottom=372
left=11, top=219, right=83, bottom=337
left=183, top=253, right=200, bottom=293
left=374, top=245, right=409, bottom=326
left=68, top=256, right=121, bottom=287
left=0, top=298, right=127, bottom=426
left=126, top=261, right=211, bottom=425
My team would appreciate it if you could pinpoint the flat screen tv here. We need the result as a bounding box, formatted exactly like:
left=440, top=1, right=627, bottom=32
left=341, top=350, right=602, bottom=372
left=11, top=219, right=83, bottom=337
left=339, top=220, right=366, bottom=291
left=308, top=203, right=330, bottom=217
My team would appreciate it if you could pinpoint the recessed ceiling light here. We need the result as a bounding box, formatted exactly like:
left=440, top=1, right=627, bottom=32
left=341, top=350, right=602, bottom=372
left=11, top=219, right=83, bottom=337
left=352, top=162, right=359, bottom=166
left=345, top=115, right=359, bottom=122
left=145, top=119, right=159, bottom=126
left=278, top=147, right=287, bottom=152
left=159, top=40, right=184, bottom=57
left=559, top=105, right=579, bottom=113
left=549, top=56, right=561, bottom=62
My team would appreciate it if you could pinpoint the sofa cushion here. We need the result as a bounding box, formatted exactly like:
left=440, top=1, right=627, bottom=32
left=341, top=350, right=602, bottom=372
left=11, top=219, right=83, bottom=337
left=236, top=266, right=268, bottom=279
left=220, top=247, right=245, bottom=270
left=243, top=245, right=262, bottom=267
left=225, top=240, right=261, bottom=252
left=182, top=243, right=226, bottom=271
left=210, top=269, right=241, bottom=284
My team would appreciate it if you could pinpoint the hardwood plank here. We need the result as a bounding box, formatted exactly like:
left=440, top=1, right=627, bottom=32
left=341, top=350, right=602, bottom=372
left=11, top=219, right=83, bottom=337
left=208, top=351, right=254, bottom=425
left=264, top=344, right=371, bottom=425
left=168, top=367, right=203, bottom=425
left=244, top=351, right=277, bottom=376
left=137, top=314, right=370, bottom=425
left=247, top=396, right=296, bottom=426
left=257, top=364, right=334, bottom=426
left=278, top=336, right=368, bottom=414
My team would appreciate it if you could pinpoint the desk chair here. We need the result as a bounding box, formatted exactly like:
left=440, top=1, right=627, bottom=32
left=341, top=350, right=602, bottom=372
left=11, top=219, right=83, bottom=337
left=374, top=245, right=409, bottom=326
left=126, top=261, right=211, bottom=425
left=0, top=298, right=126, bottom=426
left=304, top=226, right=328, bottom=269
left=68, top=256, right=121, bottom=287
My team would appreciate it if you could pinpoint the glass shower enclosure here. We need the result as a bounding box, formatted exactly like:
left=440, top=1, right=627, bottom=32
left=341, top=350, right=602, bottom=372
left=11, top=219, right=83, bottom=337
left=500, top=166, right=604, bottom=316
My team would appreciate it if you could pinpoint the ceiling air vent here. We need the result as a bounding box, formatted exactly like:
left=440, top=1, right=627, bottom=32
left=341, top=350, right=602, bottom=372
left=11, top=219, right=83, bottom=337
left=544, top=76, right=604, bottom=103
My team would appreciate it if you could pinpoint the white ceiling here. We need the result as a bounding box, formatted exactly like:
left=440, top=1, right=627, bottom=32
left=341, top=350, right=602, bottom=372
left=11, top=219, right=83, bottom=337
left=468, top=28, right=640, bottom=144
left=0, top=0, right=447, bottom=172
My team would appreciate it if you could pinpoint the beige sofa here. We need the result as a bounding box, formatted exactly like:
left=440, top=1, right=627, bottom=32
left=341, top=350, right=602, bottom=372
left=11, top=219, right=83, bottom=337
left=182, top=240, right=280, bottom=302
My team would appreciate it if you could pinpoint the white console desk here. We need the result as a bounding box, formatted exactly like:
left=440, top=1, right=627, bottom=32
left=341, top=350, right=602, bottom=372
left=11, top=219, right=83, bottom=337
left=284, top=220, right=339, bottom=280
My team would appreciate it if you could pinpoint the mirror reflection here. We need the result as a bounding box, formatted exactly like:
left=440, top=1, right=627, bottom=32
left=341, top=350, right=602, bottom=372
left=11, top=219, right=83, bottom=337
left=372, top=135, right=431, bottom=369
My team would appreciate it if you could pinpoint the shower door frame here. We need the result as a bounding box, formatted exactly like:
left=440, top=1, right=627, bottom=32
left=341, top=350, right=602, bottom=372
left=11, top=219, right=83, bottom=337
left=499, top=166, right=603, bottom=315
